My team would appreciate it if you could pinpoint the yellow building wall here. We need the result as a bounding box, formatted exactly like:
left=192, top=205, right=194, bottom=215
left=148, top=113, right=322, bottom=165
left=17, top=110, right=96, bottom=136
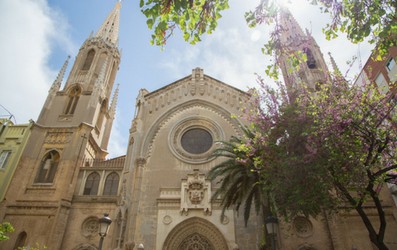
left=0, top=119, right=32, bottom=201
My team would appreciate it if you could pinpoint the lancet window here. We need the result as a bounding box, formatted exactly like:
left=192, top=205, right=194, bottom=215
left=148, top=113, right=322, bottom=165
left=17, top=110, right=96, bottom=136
left=65, top=86, right=81, bottom=115
left=35, top=150, right=60, bottom=183
left=82, top=49, right=95, bottom=71
left=83, top=172, right=100, bottom=195
left=103, top=172, right=119, bottom=195
left=96, top=100, right=107, bottom=131
left=303, top=48, right=317, bottom=69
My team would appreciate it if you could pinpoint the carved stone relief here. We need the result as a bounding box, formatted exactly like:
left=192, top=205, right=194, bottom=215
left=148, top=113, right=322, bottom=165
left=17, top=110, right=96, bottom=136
left=45, top=131, right=72, bottom=144
left=181, top=170, right=211, bottom=215
left=293, top=216, right=313, bottom=238
left=81, top=217, right=99, bottom=238
left=146, top=76, right=248, bottom=115
left=178, top=233, right=214, bottom=250
left=162, top=217, right=228, bottom=250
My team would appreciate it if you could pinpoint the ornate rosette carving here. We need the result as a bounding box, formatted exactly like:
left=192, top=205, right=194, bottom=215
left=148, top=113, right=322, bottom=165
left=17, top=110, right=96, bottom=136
left=293, top=216, right=313, bottom=238
left=81, top=217, right=99, bottom=238
left=163, top=215, right=173, bottom=225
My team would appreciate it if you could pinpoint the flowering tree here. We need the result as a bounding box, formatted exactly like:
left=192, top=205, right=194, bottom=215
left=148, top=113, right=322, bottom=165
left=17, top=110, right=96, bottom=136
left=210, top=72, right=397, bottom=249
left=141, top=0, right=396, bottom=56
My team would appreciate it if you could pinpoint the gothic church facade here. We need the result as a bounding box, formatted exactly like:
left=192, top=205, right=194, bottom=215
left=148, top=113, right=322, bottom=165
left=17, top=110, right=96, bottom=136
left=1, top=3, right=397, bottom=250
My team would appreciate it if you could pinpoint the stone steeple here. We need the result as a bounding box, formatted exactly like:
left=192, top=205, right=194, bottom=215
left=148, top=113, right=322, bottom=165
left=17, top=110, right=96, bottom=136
left=0, top=3, right=123, bottom=250
left=37, top=2, right=122, bottom=160
left=50, top=55, right=70, bottom=93
left=95, top=1, right=121, bottom=45
left=277, top=8, right=330, bottom=95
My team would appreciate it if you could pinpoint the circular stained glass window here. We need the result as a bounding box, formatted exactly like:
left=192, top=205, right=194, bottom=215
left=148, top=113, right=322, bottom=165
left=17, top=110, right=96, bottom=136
left=181, top=128, right=213, bottom=154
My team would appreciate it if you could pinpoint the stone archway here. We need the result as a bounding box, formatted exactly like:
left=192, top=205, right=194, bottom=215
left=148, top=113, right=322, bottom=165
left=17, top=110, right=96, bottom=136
left=163, top=217, right=229, bottom=250
left=72, top=243, right=97, bottom=250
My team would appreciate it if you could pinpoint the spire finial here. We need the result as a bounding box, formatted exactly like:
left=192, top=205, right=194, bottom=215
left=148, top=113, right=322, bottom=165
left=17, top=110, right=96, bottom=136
left=328, top=52, right=342, bottom=77
left=279, top=7, right=306, bottom=45
left=50, top=55, right=70, bottom=93
left=109, top=84, right=119, bottom=118
left=95, top=2, right=121, bottom=45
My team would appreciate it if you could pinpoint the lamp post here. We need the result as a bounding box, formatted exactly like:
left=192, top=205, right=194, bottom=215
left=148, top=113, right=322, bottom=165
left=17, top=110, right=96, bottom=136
left=137, top=243, right=144, bottom=250
left=265, top=215, right=278, bottom=250
left=98, top=213, right=112, bottom=250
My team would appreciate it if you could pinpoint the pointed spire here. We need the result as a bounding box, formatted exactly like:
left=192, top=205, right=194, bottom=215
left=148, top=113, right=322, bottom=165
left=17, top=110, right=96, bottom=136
left=328, top=52, right=342, bottom=77
left=95, top=1, right=121, bottom=45
left=109, top=84, right=119, bottom=118
left=50, top=55, right=70, bottom=93
left=279, top=7, right=306, bottom=45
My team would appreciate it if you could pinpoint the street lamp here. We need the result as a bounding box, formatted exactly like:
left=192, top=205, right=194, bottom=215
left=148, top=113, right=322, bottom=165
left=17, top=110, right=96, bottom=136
left=98, top=213, right=112, bottom=250
left=137, top=243, right=144, bottom=250
left=265, top=215, right=278, bottom=250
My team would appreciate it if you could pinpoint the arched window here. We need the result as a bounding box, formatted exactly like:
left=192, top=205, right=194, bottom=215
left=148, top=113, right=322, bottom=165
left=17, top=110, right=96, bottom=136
left=303, top=48, right=316, bottom=69
left=65, top=86, right=81, bottom=115
left=82, top=49, right=95, bottom=71
left=94, top=52, right=108, bottom=76
left=96, top=100, right=107, bottom=131
left=83, top=172, right=100, bottom=195
left=14, top=231, right=27, bottom=249
left=35, top=150, right=60, bottom=183
left=103, top=172, right=119, bottom=195
left=108, top=62, right=117, bottom=90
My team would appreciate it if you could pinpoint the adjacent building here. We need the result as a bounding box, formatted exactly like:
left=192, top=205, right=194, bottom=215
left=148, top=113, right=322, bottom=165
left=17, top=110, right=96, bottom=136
left=0, top=118, right=33, bottom=202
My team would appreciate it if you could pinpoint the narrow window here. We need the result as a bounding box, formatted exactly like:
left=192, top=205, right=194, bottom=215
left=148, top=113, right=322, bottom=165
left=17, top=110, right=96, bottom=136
left=83, top=172, right=100, bottom=195
left=35, top=150, right=60, bottom=183
left=103, top=172, right=119, bottom=195
left=386, top=57, right=396, bottom=71
left=96, top=100, right=107, bottom=131
left=14, top=231, right=27, bottom=249
left=82, top=49, right=95, bottom=71
left=375, top=73, right=389, bottom=94
left=304, top=48, right=316, bottom=69
left=94, top=52, right=108, bottom=77
left=0, top=150, right=11, bottom=169
left=65, top=86, right=81, bottom=115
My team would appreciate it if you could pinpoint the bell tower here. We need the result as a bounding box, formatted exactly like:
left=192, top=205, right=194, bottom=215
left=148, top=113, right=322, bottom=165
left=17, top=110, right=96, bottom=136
left=0, top=3, right=121, bottom=250
left=277, top=8, right=330, bottom=95
left=38, top=1, right=121, bottom=160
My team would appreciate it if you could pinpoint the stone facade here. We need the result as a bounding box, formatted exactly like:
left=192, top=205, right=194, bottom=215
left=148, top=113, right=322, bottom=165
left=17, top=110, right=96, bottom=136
left=1, top=3, right=397, bottom=250
left=0, top=3, right=122, bottom=250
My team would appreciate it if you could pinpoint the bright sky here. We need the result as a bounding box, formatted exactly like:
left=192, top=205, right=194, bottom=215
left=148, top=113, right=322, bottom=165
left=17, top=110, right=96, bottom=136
left=0, top=0, right=373, bottom=158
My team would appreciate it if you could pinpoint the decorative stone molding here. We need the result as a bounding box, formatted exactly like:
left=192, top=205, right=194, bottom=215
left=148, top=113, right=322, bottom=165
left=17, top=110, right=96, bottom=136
left=297, top=243, right=317, bottom=250
left=136, top=157, right=146, bottom=167
left=124, top=242, right=135, bottom=250
left=169, top=117, right=222, bottom=164
left=163, top=215, right=173, bottom=225
left=181, top=170, right=211, bottom=215
left=143, top=101, right=243, bottom=160
left=45, top=130, right=72, bottom=144
left=81, top=216, right=99, bottom=238
left=72, top=243, right=97, bottom=250
left=293, top=216, right=313, bottom=238
left=146, top=75, right=249, bottom=115
left=220, top=215, right=229, bottom=225
left=162, top=217, right=228, bottom=250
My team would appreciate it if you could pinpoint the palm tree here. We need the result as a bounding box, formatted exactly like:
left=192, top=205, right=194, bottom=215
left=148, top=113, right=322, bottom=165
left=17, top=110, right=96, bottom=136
left=207, top=126, right=268, bottom=226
